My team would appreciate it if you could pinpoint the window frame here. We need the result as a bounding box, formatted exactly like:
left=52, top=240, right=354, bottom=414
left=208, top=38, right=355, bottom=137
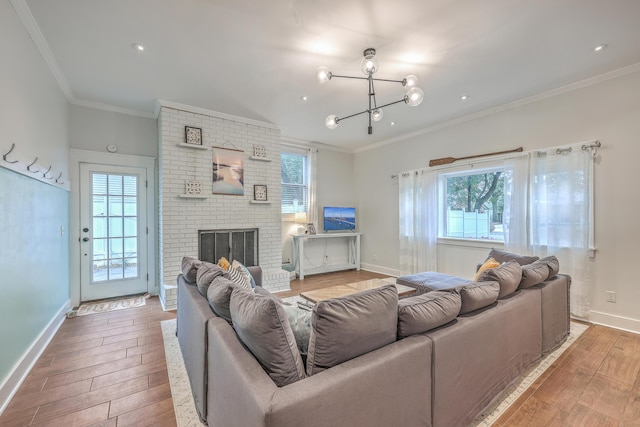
left=281, top=149, right=310, bottom=220
left=438, top=165, right=506, bottom=242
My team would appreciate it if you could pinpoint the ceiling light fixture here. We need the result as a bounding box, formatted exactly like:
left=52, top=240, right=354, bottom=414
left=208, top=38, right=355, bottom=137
left=132, top=43, right=145, bottom=52
left=300, top=95, right=309, bottom=101
left=593, top=44, right=608, bottom=52
left=461, top=94, right=469, bottom=101
left=317, top=48, right=424, bottom=134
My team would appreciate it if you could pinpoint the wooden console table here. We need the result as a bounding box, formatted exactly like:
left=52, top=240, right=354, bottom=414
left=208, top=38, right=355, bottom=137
left=291, top=232, right=361, bottom=280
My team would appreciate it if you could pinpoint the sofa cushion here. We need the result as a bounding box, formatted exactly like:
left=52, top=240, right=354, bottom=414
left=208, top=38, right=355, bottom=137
left=457, top=282, right=500, bottom=314
left=540, top=255, right=560, bottom=279
left=207, top=276, right=249, bottom=322
left=306, top=285, right=398, bottom=376
left=487, top=248, right=539, bottom=266
left=397, top=291, right=461, bottom=339
left=477, top=259, right=522, bottom=299
left=196, top=262, right=229, bottom=297
left=520, top=260, right=553, bottom=289
left=230, top=288, right=306, bottom=387
left=181, top=256, right=202, bottom=284
left=473, top=257, right=500, bottom=281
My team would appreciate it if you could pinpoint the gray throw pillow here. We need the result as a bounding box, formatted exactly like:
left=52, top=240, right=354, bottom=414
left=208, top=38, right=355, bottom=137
left=397, top=291, right=461, bottom=339
left=520, top=261, right=552, bottom=289
left=477, top=259, right=522, bottom=299
left=230, top=288, right=306, bottom=387
left=196, top=262, right=228, bottom=297
left=181, top=256, right=202, bottom=284
left=207, top=276, right=249, bottom=322
left=539, top=255, right=560, bottom=279
left=457, top=282, right=500, bottom=314
left=487, top=248, right=539, bottom=266
left=306, top=285, right=398, bottom=376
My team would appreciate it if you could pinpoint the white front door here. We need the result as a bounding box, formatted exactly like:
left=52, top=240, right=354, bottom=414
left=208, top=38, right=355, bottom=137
left=79, top=163, right=149, bottom=301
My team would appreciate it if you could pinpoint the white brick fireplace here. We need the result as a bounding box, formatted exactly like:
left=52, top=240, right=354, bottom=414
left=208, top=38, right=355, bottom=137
left=157, top=103, right=289, bottom=309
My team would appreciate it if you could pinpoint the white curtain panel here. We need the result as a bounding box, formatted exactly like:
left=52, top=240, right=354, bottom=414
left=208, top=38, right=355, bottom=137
left=307, top=148, right=318, bottom=225
left=398, top=169, right=438, bottom=275
left=502, top=153, right=532, bottom=255
left=529, top=148, right=595, bottom=318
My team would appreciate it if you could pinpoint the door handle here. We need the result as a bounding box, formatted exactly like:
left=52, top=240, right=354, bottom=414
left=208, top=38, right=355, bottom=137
left=82, top=237, right=90, bottom=242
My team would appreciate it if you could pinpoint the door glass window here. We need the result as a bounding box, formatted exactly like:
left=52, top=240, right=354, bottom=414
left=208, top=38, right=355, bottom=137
left=92, top=173, right=139, bottom=282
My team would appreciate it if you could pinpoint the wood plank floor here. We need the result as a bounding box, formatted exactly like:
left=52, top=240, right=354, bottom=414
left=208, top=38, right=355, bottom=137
left=1, top=270, right=640, bottom=426
left=0, top=297, right=176, bottom=427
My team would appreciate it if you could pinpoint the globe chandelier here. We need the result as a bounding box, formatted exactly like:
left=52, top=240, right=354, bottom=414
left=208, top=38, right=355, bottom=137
left=317, top=48, right=424, bottom=135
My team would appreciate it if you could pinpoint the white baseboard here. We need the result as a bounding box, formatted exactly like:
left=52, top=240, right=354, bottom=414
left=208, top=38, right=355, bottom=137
left=360, top=263, right=400, bottom=278
left=589, top=310, right=640, bottom=335
left=0, top=299, right=71, bottom=414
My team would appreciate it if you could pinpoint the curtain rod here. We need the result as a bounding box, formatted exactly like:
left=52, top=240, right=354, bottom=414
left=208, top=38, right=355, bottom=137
left=391, top=139, right=600, bottom=178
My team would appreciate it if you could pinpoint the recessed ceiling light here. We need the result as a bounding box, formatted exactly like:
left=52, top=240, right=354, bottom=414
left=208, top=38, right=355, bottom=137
left=390, top=122, right=396, bottom=126
left=461, top=94, right=469, bottom=101
left=593, top=44, right=608, bottom=52
left=132, top=43, right=145, bottom=52
left=300, top=95, right=309, bottom=101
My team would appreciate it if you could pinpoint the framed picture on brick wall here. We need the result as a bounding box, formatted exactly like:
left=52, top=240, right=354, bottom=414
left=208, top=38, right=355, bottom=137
left=185, top=126, right=202, bottom=145
left=212, top=146, right=244, bottom=195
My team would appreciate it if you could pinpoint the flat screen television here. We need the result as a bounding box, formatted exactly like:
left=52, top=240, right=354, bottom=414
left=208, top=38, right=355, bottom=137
left=323, top=206, right=356, bottom=232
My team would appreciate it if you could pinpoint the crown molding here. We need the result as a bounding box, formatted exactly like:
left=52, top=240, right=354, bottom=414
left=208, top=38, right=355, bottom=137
left=10, top=0, right=74, bottom=102
left=281, top=137, right=352, bottom=154
left=155, top=100, right=280, bottom=130
left=354, top=62, right=640, bottom=154
left=71, top=99, right=156, bottom=119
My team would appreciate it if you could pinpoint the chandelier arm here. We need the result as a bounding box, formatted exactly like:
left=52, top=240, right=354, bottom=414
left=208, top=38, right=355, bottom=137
left=336, top=98, right=407, bottom=123
left=370, top=78, right=405, bottom=84
left=329, top=74, right=370, bottom=81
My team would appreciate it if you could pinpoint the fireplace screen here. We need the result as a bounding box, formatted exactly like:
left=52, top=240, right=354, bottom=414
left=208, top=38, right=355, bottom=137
left=198, top=228, right=258, bottom=267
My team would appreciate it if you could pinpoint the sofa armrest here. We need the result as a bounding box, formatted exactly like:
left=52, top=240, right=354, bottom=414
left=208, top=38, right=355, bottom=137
left=207, top=320, right=432, bottom=427
left=176, top=274, right=218, bottom=423
left=247, top=265, right=263, bottom=287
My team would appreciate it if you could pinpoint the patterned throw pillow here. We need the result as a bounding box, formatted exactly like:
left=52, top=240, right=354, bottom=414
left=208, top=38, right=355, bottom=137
left=217, top=257, right=230, bottom=270
left=232, top=260, right=256, bottom=289
left=227, top=265, right=251, bottom=289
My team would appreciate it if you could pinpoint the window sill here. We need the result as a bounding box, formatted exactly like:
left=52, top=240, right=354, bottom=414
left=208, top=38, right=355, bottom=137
left=437, top=237, right=504, bottom=249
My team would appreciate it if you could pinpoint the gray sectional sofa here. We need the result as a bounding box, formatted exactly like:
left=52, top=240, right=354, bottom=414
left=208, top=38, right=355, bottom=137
left=176, top=251, right=570, bottom=427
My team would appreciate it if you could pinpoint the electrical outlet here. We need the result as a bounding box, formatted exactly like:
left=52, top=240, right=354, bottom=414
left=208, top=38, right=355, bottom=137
left=606, top=291, right=616, bottom=303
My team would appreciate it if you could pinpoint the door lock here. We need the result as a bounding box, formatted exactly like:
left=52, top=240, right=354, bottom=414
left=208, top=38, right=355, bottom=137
left=83, top=227, right=89, bottom=233
left=82, top=237, right=90, bottom=242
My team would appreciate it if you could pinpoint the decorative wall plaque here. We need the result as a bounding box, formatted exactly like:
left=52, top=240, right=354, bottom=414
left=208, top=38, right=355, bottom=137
left=185, top=180, right=202, bottom=195
left=253, top=144, right=267, bottom=158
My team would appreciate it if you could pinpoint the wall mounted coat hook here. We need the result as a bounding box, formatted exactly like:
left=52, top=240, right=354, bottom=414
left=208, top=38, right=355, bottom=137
left=27, top=157, right=39, bottom=173
left=3, top=143, right=18, bottom=164
left=55, top=172, right=64, bottom=185
left=43, top=165, right=53, bottom=179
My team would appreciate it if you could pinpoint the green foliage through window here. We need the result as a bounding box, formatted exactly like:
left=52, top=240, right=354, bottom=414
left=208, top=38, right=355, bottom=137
left=443, top=170, right=504, bottom=240
left=281, top=153, right=308, bottom=214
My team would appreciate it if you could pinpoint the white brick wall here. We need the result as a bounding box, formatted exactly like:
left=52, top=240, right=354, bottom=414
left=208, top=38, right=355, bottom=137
left=158, top=106, right=289, bottom=308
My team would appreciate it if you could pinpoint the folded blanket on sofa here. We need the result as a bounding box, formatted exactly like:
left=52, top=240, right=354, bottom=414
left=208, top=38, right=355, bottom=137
left=396, top=271, right=473, bottom=293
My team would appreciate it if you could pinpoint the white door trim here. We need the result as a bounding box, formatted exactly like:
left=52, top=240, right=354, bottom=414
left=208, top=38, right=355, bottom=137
left=69, top=149, right=156, bottom=308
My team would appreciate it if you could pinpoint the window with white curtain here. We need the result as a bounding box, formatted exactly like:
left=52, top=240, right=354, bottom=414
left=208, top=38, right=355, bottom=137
left=439, top=167, right=505, bottom=241
left=281, top=151, right=309, bottom=214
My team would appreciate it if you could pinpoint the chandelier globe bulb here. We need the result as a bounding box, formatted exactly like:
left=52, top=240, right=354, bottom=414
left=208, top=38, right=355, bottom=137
left=405, top=87, right=424, bottom=106
left=316, top=67, right=332, bottom=84
left=360, top=48, right=379, bottom=75
left=371, top=108, right=383, bottom=122
left=403, top=74, right=418, bottom=87
left=325, top=115, right=339, bottom=129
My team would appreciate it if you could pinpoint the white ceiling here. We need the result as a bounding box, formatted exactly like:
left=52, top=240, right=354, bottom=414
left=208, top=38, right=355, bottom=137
left=21, top=0, right=640, bottom=150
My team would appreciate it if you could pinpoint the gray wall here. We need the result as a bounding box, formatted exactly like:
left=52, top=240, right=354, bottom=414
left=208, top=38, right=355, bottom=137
left=70, top=105, right=158, bottom=157
left=0, top=0, right=70, bottom=389
left=354, top=69, right=640, bottom=331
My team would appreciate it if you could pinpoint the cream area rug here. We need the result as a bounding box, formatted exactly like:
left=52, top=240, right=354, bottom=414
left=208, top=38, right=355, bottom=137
left=161, top=318, right=588, bottom=427
left=76, top=294, right=147, bottom=316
